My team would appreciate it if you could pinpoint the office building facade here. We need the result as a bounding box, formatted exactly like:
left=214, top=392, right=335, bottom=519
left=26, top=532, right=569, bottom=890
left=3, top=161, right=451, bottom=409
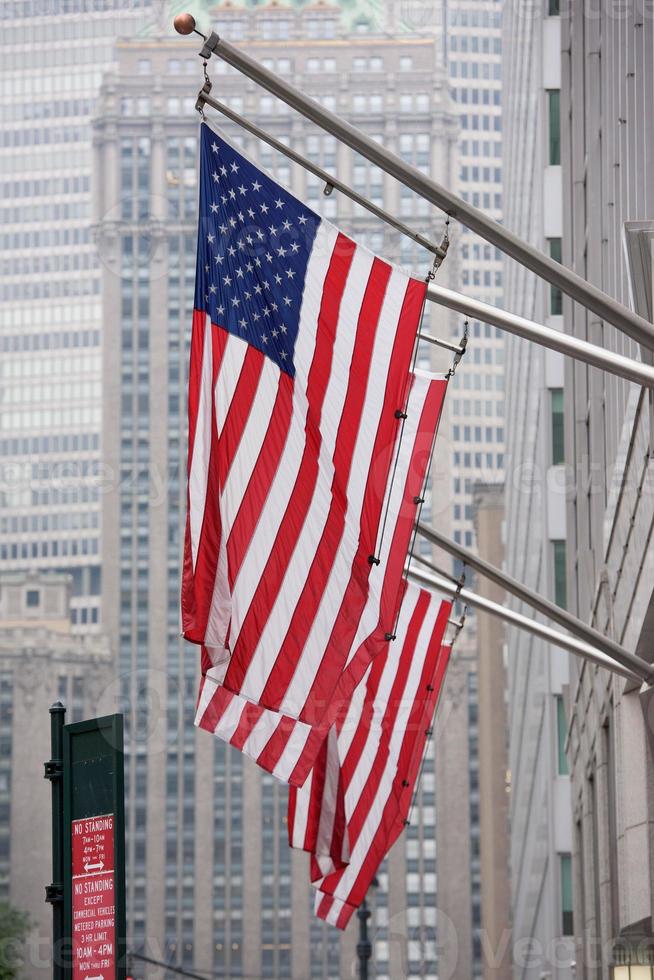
left=502, top=3, right=575, bottom=977
left=0, top=571, right=113, bottom=980
left=0, top=0, right=163, bottom=633
left=561, top=4, right=654, bottom=976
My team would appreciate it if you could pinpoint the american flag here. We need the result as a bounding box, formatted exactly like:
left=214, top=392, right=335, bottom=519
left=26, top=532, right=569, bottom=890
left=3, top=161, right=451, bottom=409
left=193, top=371, right=448, bottom=785
left=183, top=123, right=430, bottom=726
left=289, top=583, right=452, bottom=929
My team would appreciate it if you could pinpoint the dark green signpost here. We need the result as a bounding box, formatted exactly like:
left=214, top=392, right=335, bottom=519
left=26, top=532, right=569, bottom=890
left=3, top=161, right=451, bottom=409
left=45, top=704, right=126, bottom=980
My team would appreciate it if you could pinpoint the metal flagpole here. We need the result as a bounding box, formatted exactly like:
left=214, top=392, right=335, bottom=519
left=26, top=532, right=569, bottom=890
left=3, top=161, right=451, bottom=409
left=195, top=88, right=654, bottom=389
left=408, top=562, right=641, bottom=684
left=187, top=23, right=654, bottom=353
left=415, top=523, right=654, bottom=684
left=426, top=283, right=654, bottom=388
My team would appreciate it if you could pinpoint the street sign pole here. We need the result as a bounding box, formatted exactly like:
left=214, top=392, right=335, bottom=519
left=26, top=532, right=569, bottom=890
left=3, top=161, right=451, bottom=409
left=45, top=702, right=67, bottom=980
left=62, top=714, right=126, bottom=980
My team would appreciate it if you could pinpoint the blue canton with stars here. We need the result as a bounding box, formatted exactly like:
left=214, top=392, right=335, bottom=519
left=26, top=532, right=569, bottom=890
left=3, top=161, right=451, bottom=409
left=195, top=123, right=321, bottom=378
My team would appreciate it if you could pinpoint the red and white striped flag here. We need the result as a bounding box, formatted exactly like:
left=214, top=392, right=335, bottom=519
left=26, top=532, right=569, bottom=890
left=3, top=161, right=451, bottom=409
left=183, top=124, right=433, bottom=728
left=290, top=584, right=453, bottom=929
left=194, top=370, right=448, bottom=784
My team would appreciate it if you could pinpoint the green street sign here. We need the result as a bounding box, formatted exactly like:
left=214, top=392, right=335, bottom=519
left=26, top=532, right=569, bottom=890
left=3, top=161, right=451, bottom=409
left=62, top=715, right=126, bottom=980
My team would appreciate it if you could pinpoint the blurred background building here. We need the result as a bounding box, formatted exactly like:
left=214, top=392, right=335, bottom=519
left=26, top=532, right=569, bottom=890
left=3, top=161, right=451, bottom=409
left=0, top=570, right=112, bottom=979
left=561, top=3, right=654, bottom=976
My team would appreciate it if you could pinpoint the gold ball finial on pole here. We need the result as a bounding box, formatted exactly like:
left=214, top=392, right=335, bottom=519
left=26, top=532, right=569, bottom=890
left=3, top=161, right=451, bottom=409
left=173, top=12, right=197, bottom=35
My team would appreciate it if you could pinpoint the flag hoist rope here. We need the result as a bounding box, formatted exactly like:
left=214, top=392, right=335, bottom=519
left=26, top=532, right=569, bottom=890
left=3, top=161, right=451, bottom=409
left=415, top=522, right=654, bottom=684
left=196, top=88, right=654, bottom=390
left=189, top=25, right=654, bottom=355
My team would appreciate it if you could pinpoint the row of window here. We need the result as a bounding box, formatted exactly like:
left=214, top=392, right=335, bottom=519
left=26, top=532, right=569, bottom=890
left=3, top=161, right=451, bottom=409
left=0, top=537, right=99, bottom=560
left=0, top=330, right=99, bottom=354
left=0, top=124, right=86, bottom=148
left=1, top=252, right=98, bottom=276
left=462, top=267, right=503, bottom=286
left=0, top=510, right=99, bottom=534
left=460, top=113, right=502, bottom=132
left=0, top=432, right=98, bottom=456
left=451, top=397, right=504, bottom=415
left=1, top=201, right=90, bottom=226
left=453, top=425, right=504, bottom=443
left=1, top=227, right=91, bottom=251
left=0, top=174, right=90, bottom=199
left=450, top=60, right=501, bottom=80
left=450, top=34, right=501, bottom=54
left=461, top=138, right=503, bottom=158
left=3, top=97, right=94, bottom=123
left=453, top=88, right=502, bottom=106
left=0, top=278, right=99, bottom=301
left=453, top=451, right=505, bottom=470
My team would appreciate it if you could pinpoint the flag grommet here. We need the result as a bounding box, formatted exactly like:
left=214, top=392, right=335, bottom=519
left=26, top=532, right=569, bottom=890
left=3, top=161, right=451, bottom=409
left=384, top=632, right=396, bottom=642
left=368, top=555, right=381, bottom=566
left=394, top=409, right=408, bottom=419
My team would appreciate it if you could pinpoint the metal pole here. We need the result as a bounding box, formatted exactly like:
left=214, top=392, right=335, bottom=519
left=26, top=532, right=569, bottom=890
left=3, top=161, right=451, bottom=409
left=427, top=283, right=654, bottom=389
left=195, top=29, right=654, bottom=353
left=198, top=89, right=445, bottom=261
left=357, top=898, right=372, bottom=980
left=44, top=701, right=66, bottom=980
left=408, top=562, right=641, bottom=684
left=415, top=523, right=654, bottom=683
left=195, top=87, right=654, bottom=388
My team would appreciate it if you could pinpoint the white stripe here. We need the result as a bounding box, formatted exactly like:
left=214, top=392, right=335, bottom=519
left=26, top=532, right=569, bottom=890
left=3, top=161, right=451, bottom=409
left=345, top=590, right=434, bottom=814
left=313, top=728, right=341, bottom=875
left=193, top=675, right=215, bottom=728
left=272, top=722, right=314, bottom=783
left=290, top=771, right=313, bottom=848
left=220, top=356, right=280, bottom=529
left=188, top=315, right=214, bottom=569
left=214, top=332, right=249, bottom=435
left=228, top=221, right=338, bottom=656
left=212, top=696, right=247, bottom=743
left=279, top=269, right=412, bottom=715
left=342, top=373, right=432, bottom=668
left=241, top=245, right=374, bottom=702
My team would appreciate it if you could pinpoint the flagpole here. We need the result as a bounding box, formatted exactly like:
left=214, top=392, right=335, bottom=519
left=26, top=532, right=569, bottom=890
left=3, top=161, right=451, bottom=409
left=415, top=523, right=654, bottom=684
left=187, top=22, right=654, bottom=353
left=408, top=562, right=641, bottom=684
left=357, top=898, right=372, bottom=980
left=195, top=89, right=654, bottom=390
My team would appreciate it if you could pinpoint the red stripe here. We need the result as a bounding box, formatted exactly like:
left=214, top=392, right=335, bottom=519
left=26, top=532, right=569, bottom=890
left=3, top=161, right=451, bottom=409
left=230, top=699, right=266, bottom=751
left=226, top=371, right=294, bottom=585
left=283, top=378, right=447, bottom=786
left=315, top=599, right=452, bottom=918
left=255, top=715, right=298, bottom=774
left=346, top=590, right=430, bottom=846
left=299, top=279, right=425, bottom=722
left=181, top=310, right=210, bottom=637
left=182, top=321, right=228, bottom=642
left=184, top=326, right=229, bottom=643
left=217, top=345, right=265, bottom=488
left=258, top=258, right=392, bottom=710
left=196, top=682, right=234, bottom=735
left=224, top=234, right=356, bottom=693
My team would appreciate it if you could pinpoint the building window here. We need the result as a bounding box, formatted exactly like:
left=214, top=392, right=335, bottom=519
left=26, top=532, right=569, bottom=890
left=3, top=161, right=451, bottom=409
left=547, top=90, right=561, bottom=165
left=553, top=540, right=567, bottom=608
left=26, top=589, right=40, bottom=608
left=560, top=854, right=573, bottom=934
left=548, top=238, right=563, bottom=314
left=551, top=388, right=564, bottom=464
left=556, top=695, right=569, bottom=775
left=549, top=0, right=560, bottom=13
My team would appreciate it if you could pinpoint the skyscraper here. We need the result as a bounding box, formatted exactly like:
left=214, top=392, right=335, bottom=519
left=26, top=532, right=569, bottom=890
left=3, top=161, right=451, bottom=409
left=96, top=5, right=459, bottom=977
left=0, top=0, right=160, bottom=634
